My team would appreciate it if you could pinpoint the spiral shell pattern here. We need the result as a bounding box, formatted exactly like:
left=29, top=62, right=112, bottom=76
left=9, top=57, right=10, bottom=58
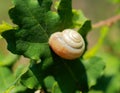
left=49, top=29, right=85, bottom=60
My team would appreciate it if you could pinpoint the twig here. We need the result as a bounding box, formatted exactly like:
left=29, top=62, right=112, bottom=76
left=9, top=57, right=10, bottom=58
left=92, top=14, right=120, bottom=28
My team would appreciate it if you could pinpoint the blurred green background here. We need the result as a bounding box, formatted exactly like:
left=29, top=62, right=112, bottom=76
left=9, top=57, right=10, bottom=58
left=0, top=0, right=120, bottom=93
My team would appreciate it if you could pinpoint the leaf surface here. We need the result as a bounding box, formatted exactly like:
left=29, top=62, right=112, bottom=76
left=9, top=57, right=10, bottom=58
left=1, top=0, right=94, bottom=93
left=3, top=0, right=59, bottom=60
left=0, top=67, right=15, bottom=93
left=21, top=57, right=105, bottom=93
left=2, top=0, right=91, bottom=60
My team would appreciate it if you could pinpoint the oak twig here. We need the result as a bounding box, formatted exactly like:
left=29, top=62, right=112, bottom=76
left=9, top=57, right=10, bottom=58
left=92, top=14, right=120, bottom=28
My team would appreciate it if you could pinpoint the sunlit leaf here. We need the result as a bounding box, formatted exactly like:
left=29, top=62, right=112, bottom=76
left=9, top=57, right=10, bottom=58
left=0, top=67, right=15, bottom=93
left=21, top=56, right=104, bottom=93
left=2, top=0, right=92, bottom=93
left=0, top=53, right=19, bottom=66
left=0, top=22, right=13, bottom=34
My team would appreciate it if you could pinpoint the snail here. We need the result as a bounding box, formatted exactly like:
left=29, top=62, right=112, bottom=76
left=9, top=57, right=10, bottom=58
left=48, top=29, right=85, bottom=60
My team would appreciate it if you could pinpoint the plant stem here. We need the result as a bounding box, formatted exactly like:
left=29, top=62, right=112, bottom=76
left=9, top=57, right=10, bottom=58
left=92, top=14, right=120, bottom=28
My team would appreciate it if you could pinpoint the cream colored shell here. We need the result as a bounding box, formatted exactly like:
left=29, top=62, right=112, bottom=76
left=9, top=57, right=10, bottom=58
left=48, top=29, right=85, bottom=60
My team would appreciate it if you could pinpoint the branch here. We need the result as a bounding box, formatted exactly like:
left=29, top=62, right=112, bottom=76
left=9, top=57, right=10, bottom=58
left=92, top=14, right=120, bottom=28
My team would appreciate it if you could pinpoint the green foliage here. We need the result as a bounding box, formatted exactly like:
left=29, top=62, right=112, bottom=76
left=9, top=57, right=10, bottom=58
left=0, top=22, right=13, bottom=34
left=0, top=67, right=27, bottom=93
left=89, top=53, right=120, bottom=93
left=2, top=0, right=90, bottom=60
left=108, top=0, right=120, bottom=3
left=20, top=57, right=104, bottom=93
left=1, top=0, right=119, bottom=93
left=0, top=67, right=15, bottom=93
left=0, top=53, right=19, bottom=66
left=0, top=22, right=13, bottom=38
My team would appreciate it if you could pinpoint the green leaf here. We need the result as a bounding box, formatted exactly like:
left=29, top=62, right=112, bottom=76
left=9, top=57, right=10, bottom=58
left=0, top=35, right=2, bottom=39
left=50, top=57, right=104, bottom=93
left=22, top=56, right=104, bottom=93
left=83, top=57, right=105, bottom=87
left=72, top=10, right=91, bottom=54
left=2, top=30, right=16, bottom=54
left=89, top=53, right=120, bottom=93
left=21, top=69, right=41, bottom=89
left=106, top=74, right=120, bottom=93
left=73, top=10, right=91, bottom=37
left=5, top=84, right=27, bottom=93
left=44, top=76, right=56, bottom=91
left=13, top=63, right=34, bottom=89
left=0, top=65, right=29, bottom=93
left=89, top=74, right=120, bottom=93
left=0, top=22, right=13, bottom=34
left=2, top=0, right=92, bottom=92
left=3, top=64, right=30, bottom=93
left=50, top=59, right=88, bottom=93
left=0, top=53, right=19, bottom=66
left=0, top=22, right=14, bottom=39
left=16, top=60, right=53, bottom=90
left=101, top=53, right=120, bottom=75
left=0, top=67, right=15, bottom=93
left=2, top=0, right=59, bottom=61
left=44, top=76, right=62, bottom=93
left=2, top=0, right=91, bottom=61
left=52, top=82, right=62, bottom=93
left=57, top=0, right=73, bottom=29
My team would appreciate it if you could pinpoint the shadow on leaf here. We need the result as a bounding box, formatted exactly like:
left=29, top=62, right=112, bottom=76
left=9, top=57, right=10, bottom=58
left=49, top=53, right=89, bottom=93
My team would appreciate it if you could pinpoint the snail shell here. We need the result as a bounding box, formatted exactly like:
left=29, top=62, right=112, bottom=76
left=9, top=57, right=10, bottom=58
left=48, top=29, right=85, bottom=60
